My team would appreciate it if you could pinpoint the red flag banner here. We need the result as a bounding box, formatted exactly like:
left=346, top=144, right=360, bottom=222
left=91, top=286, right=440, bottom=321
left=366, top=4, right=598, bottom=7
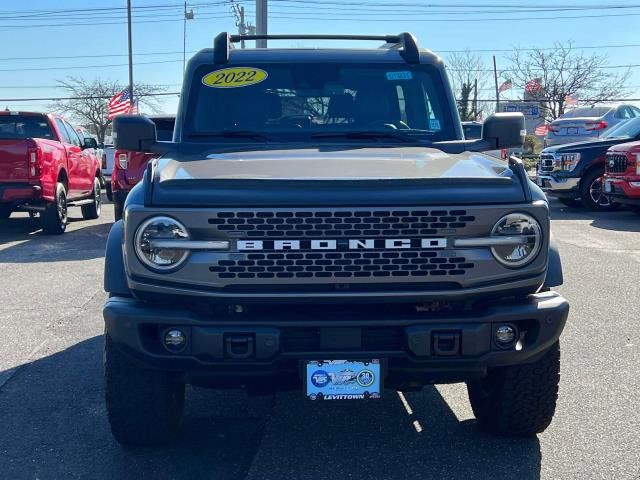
left=534, top=124, right=548, bottom=136
left=525, top=78, right=542, bottom=93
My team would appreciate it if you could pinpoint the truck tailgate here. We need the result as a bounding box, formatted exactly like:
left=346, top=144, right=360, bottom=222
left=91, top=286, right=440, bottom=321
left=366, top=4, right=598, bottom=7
left=0, top=139, right=30, bottom=181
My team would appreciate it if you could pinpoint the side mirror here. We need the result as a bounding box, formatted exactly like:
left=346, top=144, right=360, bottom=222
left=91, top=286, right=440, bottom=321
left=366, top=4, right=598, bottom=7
left=113, top=115, right=157, bottom=152
left=481, top=112, right=525, bottom=150
left=82, top=137, right=98, bottom=150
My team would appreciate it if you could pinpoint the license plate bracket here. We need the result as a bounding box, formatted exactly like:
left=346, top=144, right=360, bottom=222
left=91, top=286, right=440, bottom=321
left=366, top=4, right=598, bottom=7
left=305, top=360, right=382, bottom=400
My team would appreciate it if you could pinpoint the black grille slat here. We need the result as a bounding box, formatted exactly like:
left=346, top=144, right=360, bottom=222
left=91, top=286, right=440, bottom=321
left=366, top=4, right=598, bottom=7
left=606, top=154, right=629, bottom=174
left=207, top=209, right=474, bottom=237
left=210, top=250, right=473, bottom=279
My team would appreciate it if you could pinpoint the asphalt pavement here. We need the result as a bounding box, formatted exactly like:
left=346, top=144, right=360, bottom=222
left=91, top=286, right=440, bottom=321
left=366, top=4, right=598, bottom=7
left=0, top=198, right=638, bottom=480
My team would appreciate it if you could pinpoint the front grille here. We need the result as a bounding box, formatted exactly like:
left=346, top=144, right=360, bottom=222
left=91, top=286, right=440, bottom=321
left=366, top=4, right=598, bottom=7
left=209, top=250, right=474, bottom=279
left=539, top=154, right=555, bottom=172
left=207, top=209, right=475, bottom=238
left=606, top=154, right=629, bottom=174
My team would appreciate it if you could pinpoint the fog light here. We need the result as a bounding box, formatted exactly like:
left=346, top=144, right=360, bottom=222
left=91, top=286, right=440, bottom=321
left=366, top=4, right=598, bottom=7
left=495, top=325, right=516, bottom=345
left=164, top=329, right=186, bottom=351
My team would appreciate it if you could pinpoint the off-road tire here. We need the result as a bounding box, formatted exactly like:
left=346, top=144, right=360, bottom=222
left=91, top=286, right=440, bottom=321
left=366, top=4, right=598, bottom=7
left=104, top=335, right=185, bottom=446
left=81, top=178, right=101, bottom=220
left=580, top=169, right=618, bottom=211
left=41, top=182, right=68, bottom=234
left=557, top=197, right=582, bottom=208
left=0, top=204, right=11, bottom=219
left=467, top=341, right=560, bottom=436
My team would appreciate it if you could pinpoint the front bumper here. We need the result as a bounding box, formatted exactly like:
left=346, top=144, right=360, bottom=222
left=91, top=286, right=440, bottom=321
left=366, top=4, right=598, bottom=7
left=604, top=177, right=640, bottom=205
left=535, top=173, right=580, bottom=196
left=104, top=292, right=569, bottom=389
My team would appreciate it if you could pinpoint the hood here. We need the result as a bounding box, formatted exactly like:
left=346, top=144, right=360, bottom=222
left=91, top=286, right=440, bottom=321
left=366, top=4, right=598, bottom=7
left=607, top=140, right=640, bottom=153
left=542, top=137, right=627, bottom=154
left=149, top=146, right=529, bottom=207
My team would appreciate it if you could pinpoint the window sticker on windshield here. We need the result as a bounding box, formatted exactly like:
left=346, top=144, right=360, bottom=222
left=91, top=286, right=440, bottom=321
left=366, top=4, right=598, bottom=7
left=202, top=67, right=268, bottom=88
left=386, top=71, right=412, bottom=81
left=429, top=119, right=441, bottom=130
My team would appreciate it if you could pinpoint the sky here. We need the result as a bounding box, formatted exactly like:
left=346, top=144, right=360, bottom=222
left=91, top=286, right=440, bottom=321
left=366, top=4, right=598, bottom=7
left=1, top=0, right=640, bottom=117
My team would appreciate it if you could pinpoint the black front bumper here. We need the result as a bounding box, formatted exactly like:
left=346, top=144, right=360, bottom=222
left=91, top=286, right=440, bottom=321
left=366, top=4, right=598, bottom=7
left=104, top=292, right=569, bottom=390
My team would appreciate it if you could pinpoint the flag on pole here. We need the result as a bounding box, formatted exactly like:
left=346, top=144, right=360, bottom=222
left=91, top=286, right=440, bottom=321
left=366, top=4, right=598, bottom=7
left=564, top=95, right=577, bottom=106
left=498, top=79, right=512, bottom=93
left=107, top=88, right=136, bottom=119
left=534, top=124, right=548, bottom=136
left=525, top=78, right=542, bottom=93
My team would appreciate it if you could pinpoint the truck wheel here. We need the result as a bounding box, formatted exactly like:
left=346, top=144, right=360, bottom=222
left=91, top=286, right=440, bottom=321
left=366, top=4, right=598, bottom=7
left=557, top=197, right=582, bottom=208
left=81, top=178, right=102, bottom=220
left=0, top=205, right=11, bottom=219
left=41, top=182, right=68, bottom=234
left=104, top=335, right=185, bottom=446
left=580, top=170, right=618, bottom=211
left=105, top=182, right=113, bottom=202
left=113, top=199, right=124, bottom=221
left=467, top=341, right=560, bottom=436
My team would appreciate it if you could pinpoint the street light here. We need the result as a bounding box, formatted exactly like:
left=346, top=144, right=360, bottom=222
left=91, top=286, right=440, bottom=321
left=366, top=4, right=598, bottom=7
left=183, top=2, right=195, bottom=74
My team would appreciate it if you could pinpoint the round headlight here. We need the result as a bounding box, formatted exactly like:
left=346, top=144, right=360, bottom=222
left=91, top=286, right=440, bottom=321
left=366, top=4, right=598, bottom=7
left=134, top=216, right=190, bottom=271
left=490, top=213, right=542, bottom=267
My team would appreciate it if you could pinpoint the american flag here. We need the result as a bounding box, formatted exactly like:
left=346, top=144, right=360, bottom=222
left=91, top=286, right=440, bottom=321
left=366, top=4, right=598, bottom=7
left=564, top=95, right=578, bottom=106
left=107, top=88, right=138, bottom=119
left=498, top=79, right=512, bottom=93
left=534, top=124, right=548, bottom=136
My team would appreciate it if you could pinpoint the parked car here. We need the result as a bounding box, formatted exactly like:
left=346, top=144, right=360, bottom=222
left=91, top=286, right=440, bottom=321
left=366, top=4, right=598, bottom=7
left=537, top=117, right=640, bottom=210
left=544, top=104, right=640, bottom=147
left=111, top=115, right=175, bottom=220
left=604, top=140, right=640, bottom=215
left=0, top=111, right=102, bottom=233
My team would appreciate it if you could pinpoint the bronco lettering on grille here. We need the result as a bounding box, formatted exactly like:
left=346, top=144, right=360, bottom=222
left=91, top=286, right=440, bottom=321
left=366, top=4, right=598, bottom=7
left=237, top=238, right=447, bottom=251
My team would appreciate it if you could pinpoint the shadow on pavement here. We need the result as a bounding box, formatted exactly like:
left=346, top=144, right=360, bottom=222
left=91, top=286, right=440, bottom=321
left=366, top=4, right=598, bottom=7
left=0, top=335, right=542, bottom=480
left=549, top=202, right=640, bottom=233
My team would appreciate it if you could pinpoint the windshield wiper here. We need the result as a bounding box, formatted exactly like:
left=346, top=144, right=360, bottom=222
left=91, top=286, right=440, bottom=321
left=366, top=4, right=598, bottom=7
left=310, top=130, right=429, bottom=144
left=188, top=130, right=270, bottom=141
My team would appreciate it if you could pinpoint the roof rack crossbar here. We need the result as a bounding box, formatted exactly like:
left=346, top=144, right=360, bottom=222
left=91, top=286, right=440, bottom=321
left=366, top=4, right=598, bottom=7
left=213, top=31, right=420, bottom=64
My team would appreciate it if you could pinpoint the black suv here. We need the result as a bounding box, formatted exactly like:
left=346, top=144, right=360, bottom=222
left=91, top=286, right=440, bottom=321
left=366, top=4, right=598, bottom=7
left=103, top=33, right=568, bottom=445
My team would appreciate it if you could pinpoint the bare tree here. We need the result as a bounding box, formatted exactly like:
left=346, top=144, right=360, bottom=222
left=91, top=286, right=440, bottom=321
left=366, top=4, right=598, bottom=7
left=49, top=77, right=167, bottom=144
left=506, top=42, right=630, bottom=120
left=446, top=50, right=491, bottom=121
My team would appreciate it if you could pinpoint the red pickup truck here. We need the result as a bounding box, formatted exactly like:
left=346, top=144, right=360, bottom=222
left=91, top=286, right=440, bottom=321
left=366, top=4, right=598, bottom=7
left=111, top=115, right=174, bottom=220
left=0, top=111, right=102, bottom=233
left=604, top=141, right=640, bottom=215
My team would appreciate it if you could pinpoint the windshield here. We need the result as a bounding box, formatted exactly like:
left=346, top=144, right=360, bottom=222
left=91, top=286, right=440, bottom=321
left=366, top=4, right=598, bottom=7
left=0, top=114, right=55, bottom=140
left=603, top=117, right=640, bottom=139
left=559, top=106, right=610, bottom=119
left=185, top=63, right=455, bottom=142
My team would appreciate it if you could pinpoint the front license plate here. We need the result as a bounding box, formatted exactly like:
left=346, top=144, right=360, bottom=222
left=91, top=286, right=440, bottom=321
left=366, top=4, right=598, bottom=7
left=604, top=180, right=612, bottom=193
left=306, top=360, right=381, bottom=400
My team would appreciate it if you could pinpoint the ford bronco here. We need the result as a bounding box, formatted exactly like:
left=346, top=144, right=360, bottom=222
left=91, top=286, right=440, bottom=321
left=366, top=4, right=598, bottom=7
left=103, top=33, right=569, bottom=445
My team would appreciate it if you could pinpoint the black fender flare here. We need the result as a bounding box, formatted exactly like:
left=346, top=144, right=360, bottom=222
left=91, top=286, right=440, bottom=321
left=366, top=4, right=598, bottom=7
left=544, top=239, right=564, bottom=288
left=104, top=220, right=131, bottom=296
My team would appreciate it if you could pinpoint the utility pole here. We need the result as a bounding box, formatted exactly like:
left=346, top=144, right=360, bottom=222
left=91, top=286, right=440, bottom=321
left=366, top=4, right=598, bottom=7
left=127, top=0, right=134, bottom=110
left=473, top=78, right=478, bottom=120
left=183, top=2, right=194, bottom=73
left=492, top=55, right=499, bottom=113
left=256, top=0, right=267, bottom=48
left=230, top=1, right=254, bottom=48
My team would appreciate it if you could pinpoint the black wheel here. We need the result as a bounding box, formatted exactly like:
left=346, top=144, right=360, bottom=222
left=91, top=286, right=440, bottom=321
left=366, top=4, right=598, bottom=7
left=557, top=197, right=582, bottom=208
left=467, top=341, right=560, bottom=436
left=580, top=170, right=618, bottom=211
left=104, top=335, right=185, bottom=446
left=81, top=178, right=102, bottom=220
left=41, top=182, right=68, bottom=234
left=113, top=198, right=124, bottom=221
left=105, top=182, right=113, bottom=202
left=0, top=204, right=11, bottom=219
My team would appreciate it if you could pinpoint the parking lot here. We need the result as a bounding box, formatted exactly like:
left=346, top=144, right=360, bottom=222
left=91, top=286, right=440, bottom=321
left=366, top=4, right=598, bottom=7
left=0, top=198, right=638, bottom=480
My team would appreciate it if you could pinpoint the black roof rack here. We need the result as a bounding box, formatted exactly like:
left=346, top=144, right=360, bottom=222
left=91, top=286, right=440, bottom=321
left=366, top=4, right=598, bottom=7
left=213, top=32, right=420, bottom=65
